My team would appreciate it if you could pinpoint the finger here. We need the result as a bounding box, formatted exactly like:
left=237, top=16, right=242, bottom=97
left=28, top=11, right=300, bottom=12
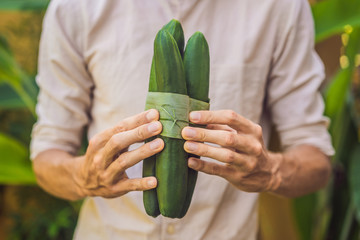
left=104, top=138, right=164, bottom=182
left=187, top=157, right=235, bottom=179
left=115, top=109, right=159, bottom=132
left=182, top=127, right=262, bottom=155
left=87, top=109, right=159, bottom=153
left=189, top=110, right=257, bottom=133
left=114, top=177, right=158, bottom=194
left=184, top=141, right=255, bottom=171
left=206, top=124, right=236, bottom=132
left=102, top=121, right=162, bottom=167
left=94, top=177, right=158, bottom=198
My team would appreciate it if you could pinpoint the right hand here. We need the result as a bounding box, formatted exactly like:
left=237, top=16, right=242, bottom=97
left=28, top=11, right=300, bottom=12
left=74, top=109, right=164, bottom=198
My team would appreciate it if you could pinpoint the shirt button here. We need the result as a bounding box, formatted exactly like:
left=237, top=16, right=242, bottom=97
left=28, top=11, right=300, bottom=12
left=166, top=224, right=175, bottom=234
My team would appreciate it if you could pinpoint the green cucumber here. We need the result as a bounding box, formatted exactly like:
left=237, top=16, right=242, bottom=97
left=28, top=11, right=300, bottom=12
left=154, top=29, right=188, bottom=218
left=178, top=31, right=210, bottom=218
left=184, top=32, right=210, bottom=102
left=143, top=20, right=210, bottom=219
left=161, top=19, right=185, bottom=57
left=142, top=137, right=160, bottom=217
left=143, top=20, right=186, bottom=218
left=143, top=58, right=160, bottom=217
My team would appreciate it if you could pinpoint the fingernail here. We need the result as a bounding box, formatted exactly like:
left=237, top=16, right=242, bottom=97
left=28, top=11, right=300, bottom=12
left=190, top=112, right=201, bottom=122
left=146, top=109, right=158, bottom=121
left=188, top=158, right=198, bottom=168
left=149, top=139, right=161, bottom=150
left=185, top=142, right=197, bottom=151
left=148, top=122, right=160, bottom=132
left=147, top=178, right=156, bottom=188
left=183, top=128, right=196, bottom=138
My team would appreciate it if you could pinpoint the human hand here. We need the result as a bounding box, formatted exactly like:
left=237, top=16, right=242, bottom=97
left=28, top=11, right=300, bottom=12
left=181, top=110, right=282, bottom=193
left=74, top=109, right=164, bottom=198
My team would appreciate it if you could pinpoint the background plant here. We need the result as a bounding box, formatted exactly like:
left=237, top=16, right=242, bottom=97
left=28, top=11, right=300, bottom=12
left=0, top=0, right=360, bottom=239
left=292, top=0, right=360, bottom=239
left=0, top=1, right=79, bottom=239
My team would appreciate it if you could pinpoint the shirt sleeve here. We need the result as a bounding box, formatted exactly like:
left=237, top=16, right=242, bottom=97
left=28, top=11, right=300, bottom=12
left=267, top=0, right=334, bottom=156
left=30, top=0, right=93, bottom=159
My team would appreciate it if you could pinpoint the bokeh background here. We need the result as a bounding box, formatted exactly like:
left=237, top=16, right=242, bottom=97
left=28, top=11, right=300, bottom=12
left=0, top=0, right=360, bottom=239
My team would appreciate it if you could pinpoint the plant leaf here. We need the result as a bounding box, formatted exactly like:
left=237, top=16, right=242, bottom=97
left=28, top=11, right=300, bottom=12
left=325, top=68, right=352, bottom=118
left=312, top=0, right=360, bottom=43
left=0, top=83, right=27, bottom=109
left=349, top=143, right=360, bottom=222
left=292, top=193, right=317, bottom=240
left=0, top=0, right=49, bottom=10
left=0, top=37, right=36, bottom=115
left=0, top=133, right=36, bottom=184
left=325, top=27, right=360, bottom=119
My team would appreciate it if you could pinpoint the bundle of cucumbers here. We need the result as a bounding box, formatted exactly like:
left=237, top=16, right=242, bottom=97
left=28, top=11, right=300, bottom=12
left=143, top=19, right=210, bottom=218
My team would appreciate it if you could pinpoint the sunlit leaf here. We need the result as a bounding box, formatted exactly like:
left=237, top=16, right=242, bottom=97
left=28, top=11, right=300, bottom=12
left=325, top=27, right=360, bottom=119
left=325, top=68, right=352, bottom=118
left=0, top=133, right=36, bottom=184
left=312, top=0, right=360, bottom=42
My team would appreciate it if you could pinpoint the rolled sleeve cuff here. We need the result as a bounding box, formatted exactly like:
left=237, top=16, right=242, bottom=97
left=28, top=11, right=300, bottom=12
left=278, top=118, right=335, bottom=156
left=30, top=123, right=82, bottom=160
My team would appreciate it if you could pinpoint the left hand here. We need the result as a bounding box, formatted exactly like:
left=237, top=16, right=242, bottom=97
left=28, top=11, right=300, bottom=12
left=181, top=110, right=282, bottom=193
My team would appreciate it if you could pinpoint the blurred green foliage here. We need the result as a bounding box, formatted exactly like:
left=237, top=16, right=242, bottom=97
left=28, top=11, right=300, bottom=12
left=0, top=0, right=360, bottom=239
left=0, top=1, right=79, bottom=239
left=8, top=186, right=80, bottom=240
left=313, top=0, right=360, bottom=42
left=0, top=0, right=49, bottom=11
left=291, top=0, right=360, bottom=240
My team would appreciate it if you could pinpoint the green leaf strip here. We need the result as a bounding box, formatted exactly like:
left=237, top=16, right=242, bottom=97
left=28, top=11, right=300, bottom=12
left=145, top=92, right=209, bottom=139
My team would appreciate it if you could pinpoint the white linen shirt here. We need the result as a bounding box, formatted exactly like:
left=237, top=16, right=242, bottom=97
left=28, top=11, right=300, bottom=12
left=31, top=0, right=334, bottom=239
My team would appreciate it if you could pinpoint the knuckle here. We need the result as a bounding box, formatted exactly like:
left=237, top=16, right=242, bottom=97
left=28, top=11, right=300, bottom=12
left=225, top=150, right=236, bottom=164
left=205, top=112, right=213, bottom=123
left=195, top=159, right=205, bottom=171
left=210, top=164, right=220, bottom=176
left=113, top=123, right=126, bottom=133
left=109, top=135, right=121, bottom=150
left=198, top=144, right=208, bottom=156
left=98, top=172, right=109, bottom=185
left=245, top=159, right=257, bottom=172
left=128, top=180, right=141, bottom=191
left=136, top=127, right=147, bottom=140
left=233, top=170, right=243, bottom=181
left=117, top=158, right=128, bottom=171
left=253, top=124, right=263, bottom=138
left=107, top=185, right=119, bottom=195
left=224, top=133, right=236, bottom=146
left=138, top=145, right=148, bottom=156
left=88, top=135, right=101, bottom=149
left=199, top=130, right=207, bottom=142
left=226, top=110, right=238, bottom=124
left=92, top=153, right=103, bottom=166
left=253, top=143, right=263, bottom=156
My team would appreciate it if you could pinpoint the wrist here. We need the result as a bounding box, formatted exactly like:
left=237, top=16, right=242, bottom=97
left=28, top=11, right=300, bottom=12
left=265, top=152, right=283, bottom=192
left=72, top=155, right=88, bottom=199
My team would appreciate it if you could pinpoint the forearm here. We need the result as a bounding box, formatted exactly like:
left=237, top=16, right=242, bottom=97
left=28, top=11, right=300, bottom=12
left=32, top=149, right=85, bottom=201
left=269, top=144, right=332, bottom=198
